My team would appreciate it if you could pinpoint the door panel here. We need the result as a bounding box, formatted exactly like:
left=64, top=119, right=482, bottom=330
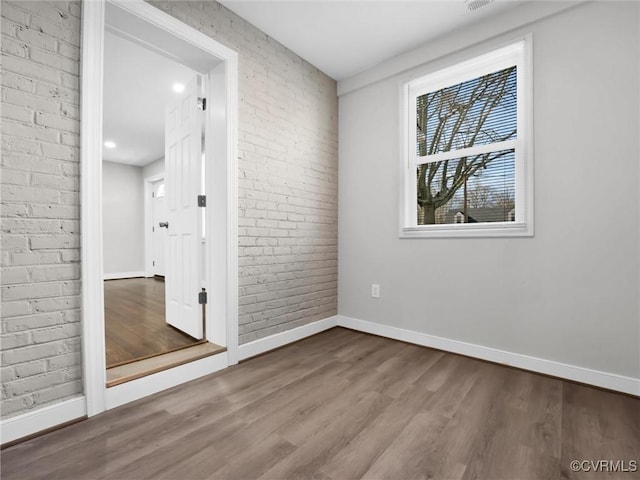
left=164, top=76, right=202, bottom=339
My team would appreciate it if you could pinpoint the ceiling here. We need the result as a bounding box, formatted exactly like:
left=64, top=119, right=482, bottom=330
left=103, top=0, right=528, bottom=165
left=102, top=30, right=197, bottom=166
left=219, top=0, right=526, bottom=81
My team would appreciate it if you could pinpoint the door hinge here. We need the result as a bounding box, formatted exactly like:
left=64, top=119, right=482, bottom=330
left=198, top=290, right=207, bottom=305
left=152, top=192, right=155, bottom=198
left=153, top=260, right=155, bottom=267
left=198, top=97, right=207, bottom=111
left=152, top=226, right=155, bottom=232
left=197, top=195, right=206, bottom=207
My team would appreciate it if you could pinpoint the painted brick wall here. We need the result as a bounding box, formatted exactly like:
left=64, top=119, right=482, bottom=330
left=149, top=1, right=339, bottom=344
left=1, top=1, right=83, bottom=418
left=1, top=0, right=337, bottom=419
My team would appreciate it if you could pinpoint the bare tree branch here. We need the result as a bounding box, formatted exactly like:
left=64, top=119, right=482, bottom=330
left=416, top=67, right=517, bottom=224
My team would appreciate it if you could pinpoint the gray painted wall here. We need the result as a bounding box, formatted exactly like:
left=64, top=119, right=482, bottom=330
left=102, top=161, right=145, bottom=276
left=338, top=1, right=639, bottom=379
left=142, top=157, right=164, bottom=180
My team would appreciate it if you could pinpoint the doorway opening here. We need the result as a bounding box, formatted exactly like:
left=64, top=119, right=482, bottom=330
left=100, top=6, right=223, bottom=386
left=81, top=0, right=238, bottom=414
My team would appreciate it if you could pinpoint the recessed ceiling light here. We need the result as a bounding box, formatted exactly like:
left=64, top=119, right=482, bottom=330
left=172, top=83, right=185, bottom=93
left=104, top=141, right=116, bottom=149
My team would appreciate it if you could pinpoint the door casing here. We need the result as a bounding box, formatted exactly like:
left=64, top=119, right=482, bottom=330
left=151, top=178, right=165, bottom=277
left=80, top=0, right=238, bottom=416
left=144, top=173, right=164, bottom=278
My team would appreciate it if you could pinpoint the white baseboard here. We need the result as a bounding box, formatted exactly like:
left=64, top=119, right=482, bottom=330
left=103, top=271, right=146, bottom=280
left=238, top=315, right=339, bottom=361
left=105, top=351, right=228, bottom=410
left=337, top=315, right=640, bottom=396
left=0, top=396, right=87, bottom=446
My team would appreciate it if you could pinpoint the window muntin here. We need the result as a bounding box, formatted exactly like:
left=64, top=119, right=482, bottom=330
left=402, top=39, right=531, bottom=237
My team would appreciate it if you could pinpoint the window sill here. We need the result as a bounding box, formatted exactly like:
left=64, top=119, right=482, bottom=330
left=400, top=222, right=533, bottom=238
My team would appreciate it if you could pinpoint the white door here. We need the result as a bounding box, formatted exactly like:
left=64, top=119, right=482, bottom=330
left=164, top=76, right=203, bottom=339
left=152, top=180, right=166, bottom=276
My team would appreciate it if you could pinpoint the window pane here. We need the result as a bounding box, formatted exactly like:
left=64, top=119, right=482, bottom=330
left=416, top=66, right=517, bottom=157
left=416, top=149, right=515, bottom=225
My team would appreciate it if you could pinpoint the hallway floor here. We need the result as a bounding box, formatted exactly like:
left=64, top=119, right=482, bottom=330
left=104, top=277, right=199, bottom=368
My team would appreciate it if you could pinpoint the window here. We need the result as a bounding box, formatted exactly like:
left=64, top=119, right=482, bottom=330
left=401, top=39, right=532, bottom=237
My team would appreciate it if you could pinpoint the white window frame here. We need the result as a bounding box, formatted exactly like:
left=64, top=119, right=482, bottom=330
left=400, top=37, right=533, bottom=238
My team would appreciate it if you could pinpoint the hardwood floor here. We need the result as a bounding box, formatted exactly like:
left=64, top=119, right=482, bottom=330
left=104, top=278, right=199, bottom=368
left=2, top=328, right=638, bottom=480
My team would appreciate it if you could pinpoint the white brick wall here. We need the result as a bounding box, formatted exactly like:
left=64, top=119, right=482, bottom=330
left=150, top=1, right=339, bottom=344
left=0, top=0, right=337, bottom=419
left=1, top=1, right=82, bottom=419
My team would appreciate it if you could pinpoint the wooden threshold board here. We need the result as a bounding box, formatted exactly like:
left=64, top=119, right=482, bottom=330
left=106, top=342, right=226, bottom=387
left=107, top=339, right=208, bottom=369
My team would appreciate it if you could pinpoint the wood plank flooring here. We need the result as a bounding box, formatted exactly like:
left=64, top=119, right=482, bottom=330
left=104, top=278, right=199, bottom=368
left=2, top=328, right=638, bottom=480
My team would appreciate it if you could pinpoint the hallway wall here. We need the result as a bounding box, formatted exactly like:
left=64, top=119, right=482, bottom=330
left=102, top=161, right=145, bottom=277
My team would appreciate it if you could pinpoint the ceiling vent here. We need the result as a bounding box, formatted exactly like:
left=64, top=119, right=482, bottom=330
left=466, top=0, right=495, bottom=12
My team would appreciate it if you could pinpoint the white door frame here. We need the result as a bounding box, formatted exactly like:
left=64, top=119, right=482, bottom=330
left=80, top=0, right=238, bottom=417
left=144, top=173, right=164, bottom=278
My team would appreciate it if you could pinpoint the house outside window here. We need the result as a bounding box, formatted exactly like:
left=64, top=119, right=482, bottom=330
left=400, top=39, right=533, bottom=238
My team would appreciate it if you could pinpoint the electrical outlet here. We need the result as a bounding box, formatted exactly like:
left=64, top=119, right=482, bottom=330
left=371, top=284, right=380, bottom=298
